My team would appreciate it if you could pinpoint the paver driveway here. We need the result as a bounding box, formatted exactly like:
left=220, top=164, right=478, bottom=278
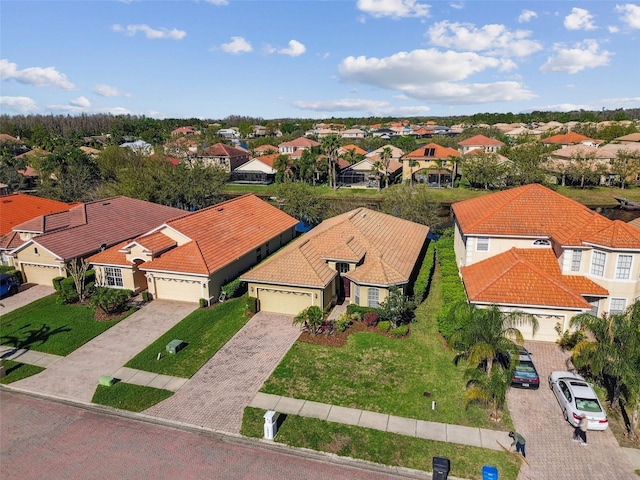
left=144, top=311, right=300, bottom=434
left=507, top=340, right=636, bottom=480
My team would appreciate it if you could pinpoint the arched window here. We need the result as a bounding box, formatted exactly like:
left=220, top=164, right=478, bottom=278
left=533, top=239, right=550, bottom=246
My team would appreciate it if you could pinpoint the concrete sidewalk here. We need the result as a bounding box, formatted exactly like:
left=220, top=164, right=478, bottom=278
left=249, top=392, right=511, bottom=451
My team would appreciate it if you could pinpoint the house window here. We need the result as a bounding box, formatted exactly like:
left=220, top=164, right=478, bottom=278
left=104, top=267, right=123, bottom=287
left=256, top=248, right=262, bottom=262
left=533, top=239, right=550, bottom=246
left=354, top=284, right=360, bottom=304
left=590, top=251, right=606, bottom=276
left=571, top=250, right=582, bottom=272
left=338, top=262, right=349, bottom=273
left=588, top=298, right=599, bottom=317
left=609, top=298, right=626, bottom=315
left=615, top=255, right=632, bottom=279
left=367, top=287, right=379, bottom=308
left=34, top=247, right=39, bottom=255
left=476, top=237, right=489, bottom=252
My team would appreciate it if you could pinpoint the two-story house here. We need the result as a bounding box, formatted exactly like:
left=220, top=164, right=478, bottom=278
left=278, top=137, right=320, bottom=155
left=401, top=143, right=459, bottom=185
left=457, top=135, right=505, bottom=155
left=195, top=143, right=250, bottom=172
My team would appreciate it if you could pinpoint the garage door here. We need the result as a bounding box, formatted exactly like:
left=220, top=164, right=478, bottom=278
left=21, top=263, right=61, bottom=286
left=257, top=288, right=313, bottom=315
left=153, top=277, right=202, bottom=303
left=521, top=315, right=564, bottom=342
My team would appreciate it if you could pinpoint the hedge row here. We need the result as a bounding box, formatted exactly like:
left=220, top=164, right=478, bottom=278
left=413, top=241, right=436, bottom=303
left=434, top=229, right=467, bottom=338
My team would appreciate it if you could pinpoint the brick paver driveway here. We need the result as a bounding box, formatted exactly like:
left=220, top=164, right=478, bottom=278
left=144, top=312, right=300, bottom=434
left=507, top=341, right=636, bottom=480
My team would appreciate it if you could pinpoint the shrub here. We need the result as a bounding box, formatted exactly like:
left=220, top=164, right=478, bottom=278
left=84, top=269, right=95, bottom=284
left=90, top=287, right=132, bottom=314
left=221, top=279, right=246, bottom=299
left=293, top=306, right=324, bottom=336
left=57, top=288, right=79, bottom=305
left=246, top=296, right=258, bottom=314
left=391, top=325, right=409, bottom=337
left=435, top=228, right=468, bottom=338
left=346, top=304, right=377, bottom=316
left=199, top=298, right=208, bottom=308
left=334, top=313, right=352, bottom=333
left=377, top=320, right=391, bottom=332
left=349, top=311, right=362, bottom=322
left=557, top=329, right=586, bottom=350
left=413, top=241, right=436, bottom=303
left=141, top=290, right=151, bottom=302
left=363, top=311, right=379, bottom=327
left=52, top=276, right=65, bottom=291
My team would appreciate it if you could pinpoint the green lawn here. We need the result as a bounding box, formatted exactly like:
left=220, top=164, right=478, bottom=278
left=125, top=296, right=250, bottom=378
left=241, top=407, right=520, bottom=480
left=0, top=360, right=44, bottom=384
left=261, top=265, right=513, bottom=430
left=0, top=295, right=131, bottom=356
left=92, top=382, right=173, bottom=412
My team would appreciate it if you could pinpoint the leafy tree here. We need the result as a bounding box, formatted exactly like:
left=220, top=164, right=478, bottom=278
left=461, top=153, right=509, bottom=190
left=292, top=149, right=317, bottom=183
left=292, top=305, right=324, bottom=336
left=66, top=259, right=91, bottom=302
left=0, top=148, right=27, bottom=192
left=500, top=142, right=551, bottom=186
left=378, top=286, right=415, bottom=329
left=90, top=287, right=132, bottom=314
left=37, top=147, right=101, bottom=202
left=463, top=363, right=512, bottom=421
left=273, top=154, right=291, bottom=183
left=566, top=150, right=606, bottom=188
left=392, top=135, right=416, bottom=154
left=380, top=184, right=441, bottom=226
left=609, top=149, right=640, bottom=189
left=274, top=181, right=324, bottom=225
left=321, top=134, right=342, bottom=189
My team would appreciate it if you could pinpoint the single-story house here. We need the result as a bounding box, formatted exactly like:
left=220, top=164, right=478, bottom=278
left=338, top=158, right=402, bottom=188
left=88, top=194, right=298, bottom=304
left=230, top=157, right=276, bottom=184
left=241, top=208, right=429, bottom=315
left=11, top=197, right=183, bottom=285
left=452, top=183, right=640, bottom=342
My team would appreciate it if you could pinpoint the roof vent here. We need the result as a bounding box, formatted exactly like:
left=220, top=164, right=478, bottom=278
left=361, top=213, right=366, bottom=218
left=102, top=202, right=111, bottom=206
left=217, top=207, right=224, bottom=211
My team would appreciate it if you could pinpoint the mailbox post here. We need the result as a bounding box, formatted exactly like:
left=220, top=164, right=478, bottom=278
left=263, top=410, right=277, bottom=440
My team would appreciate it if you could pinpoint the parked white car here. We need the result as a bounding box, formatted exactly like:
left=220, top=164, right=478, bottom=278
left=548, top=371, right=609, bottom=431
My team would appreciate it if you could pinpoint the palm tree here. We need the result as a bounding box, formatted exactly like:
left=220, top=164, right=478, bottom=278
left=292, top=305, right=324, bottom=336
left=380, top=146, right=392, bottom=188
left=447, top=302, right=539, bottom=376
left=321, top=134, right=341, bottom=189
left=464, top=365, right=511, bottom=421
left=407, top=158, right=419, bottom=187
left=371, top=160, right=383, bottom=192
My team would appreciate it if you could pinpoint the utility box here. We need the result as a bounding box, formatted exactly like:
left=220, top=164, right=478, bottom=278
left=166, top=339, right=185, bottom=354
left=99, top=375, right=117, bottom=386
left=482, top=465, right=499, bottom=480
left=263, top=410, right=277, bottom=440
left=432, top=456, right=451, bottom=480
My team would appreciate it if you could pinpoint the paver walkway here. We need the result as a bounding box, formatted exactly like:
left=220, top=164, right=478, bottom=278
left=143, top=311, right=300, bottom=434
left=10, top=300, right=196, bottom=402
left=0, top=284, right=54, bottom=314
left=250, top=392, right=512, bottom=451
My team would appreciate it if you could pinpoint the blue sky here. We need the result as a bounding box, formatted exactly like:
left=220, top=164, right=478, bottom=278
left=1, top=0, right=639, bottom=120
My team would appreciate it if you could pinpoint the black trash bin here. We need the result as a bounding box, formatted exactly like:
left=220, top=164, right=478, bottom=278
left=432, top=456, right=450, bottom=480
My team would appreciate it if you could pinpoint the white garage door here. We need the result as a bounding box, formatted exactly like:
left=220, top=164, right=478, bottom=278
left=257, top=288, right=313, bottom=315
left=153, top=277, right=203, bottom=303
left=21, top=263, right=61, bottom=286
left=521, top=315, right=563, bottom=343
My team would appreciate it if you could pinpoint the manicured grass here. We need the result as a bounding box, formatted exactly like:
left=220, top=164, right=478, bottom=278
left=0, top=360, right=44, bottom=384
left=92, top=382, right=173, bottom=412
left=241, top=407, right=520, bottom=480
left=125, top=296, right=250, bottom=378
left=261, top=265, right=513, bottom=430
left=0, top=295, right=131, bottom=356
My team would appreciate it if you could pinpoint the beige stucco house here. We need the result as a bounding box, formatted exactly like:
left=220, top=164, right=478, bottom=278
left=241, top=208, right=429, bottom=315
left=88, top=194, right=298, bottom=304
left=452, top=184, right=640, bottom=342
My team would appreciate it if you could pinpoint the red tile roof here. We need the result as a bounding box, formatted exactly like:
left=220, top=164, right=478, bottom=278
left=461, top=248, right=607, bottom=308
left=278, top=137, right=321, bottom=149
left=254, top=145, right=279, bottom=153
left=458, top=135, right=505, bottom=147
left=242, top=208, right=428, bottom=288
left=0, top=134, right=24, bottom=145
left=452, top=184, right=640, bottom=248
left=200, top=143, right=249, bottom=157
left=543, top=132, right=595, bottom=145
left=0, top=193, right=70, bottom=235
left=340, top=144, right=368, bottom=156
left=404, top=143, right=459, bottom=159
left=138, top=194, right=299, bottom=275
left=16, top=197, right=183, bottom=261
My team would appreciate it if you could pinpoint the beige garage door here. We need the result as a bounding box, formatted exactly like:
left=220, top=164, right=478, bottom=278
left=257, top=288, right=313, bottom=315
left=153, top=277, right=202, bottom=303
left=521, top=315, right=563, bottom=343
left=21, top=263, right=61, bottom=286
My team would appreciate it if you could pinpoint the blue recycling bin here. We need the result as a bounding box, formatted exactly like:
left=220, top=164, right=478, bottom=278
left=482, top=465, right=498, bottom=480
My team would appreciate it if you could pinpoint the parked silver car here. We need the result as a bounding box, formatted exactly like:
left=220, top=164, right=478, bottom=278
left=548, top=371, right=609, bottom=431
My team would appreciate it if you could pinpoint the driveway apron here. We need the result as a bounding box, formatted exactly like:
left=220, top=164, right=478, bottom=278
left=11, top=300, right=197, bottom=403
left=508, top=341, right=636, bottom=480
left=0, top=284, right=55, bottom=315
left=143, top=312, right=300, bottom=434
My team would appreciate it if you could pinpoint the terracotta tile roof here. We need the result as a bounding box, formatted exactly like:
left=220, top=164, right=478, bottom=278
left=586, top=220, right=640, bottom=249
left=242, top=208, right=428, bottom=288
left=278, top=137, right=321, bottom=149
left=0, top=134, right=24, bottom=144
left=132, top=231, right=177, bottom=254
left=548, top=145, right=615, bottom=160
left=458, top=135, right=505, bottom=147
left=79, top=146, right=101, bottom=155
left=543, top=132, right=595, bottom=144
left=254, top=145, right=279, bottom=154
left=340, top=144, right=368, bottom=156
left=86, top=240, right=130, bottom=266
left=15, top=197, right=183, bottom=261
left=15, top=148, right=50, bottom=159
left=139, top=194, right=299, bottom=275
left=461, top=248, right=607, bottom=308
left=452, top=184, right=640, bottom=248
left=0, top=193, right=70, bottom=235
left=200, top=143, right=248, bottom=157
left=404, top=143, right=459, bottom=159
left=256, top=153, right=281, bottom=168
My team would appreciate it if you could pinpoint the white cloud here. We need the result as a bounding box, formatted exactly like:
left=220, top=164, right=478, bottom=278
left=47, top=104, right=85, bottom=114
left=338, top=49, right=535, bottom=104
left=522, top=103, right=592, bottom=113
left=292, top=98, right=431, bottom=116
left=564, top=7, right=596, bottom=31
left=0, top=59, right=74, bottom=90
left=356, top=0, right=430, bottom=19
left=70, top=96, right=91, bottom=108
left=205, top=0, right=229, bottom=5
left=540, top=39, right=611, bottom=74
left=616, top=4, right=640, bottom=29
left=219, top=36, right=253, bottom=54
left=94, top=106, right=133, bottom=115
left=111, top=24, right=186, bottom=40
left=94, top=83, right=129, bottom=97
left=450, top=3, right=464, bottom=10
left=608, top=25, right=620, bottom=33
left=0, top=96, right=38, bottom=113
left=427, top=21, right=543, bottom=57
left=279, top=40, right=306, bottom=57
left=518, top=9, right=537, bottom=23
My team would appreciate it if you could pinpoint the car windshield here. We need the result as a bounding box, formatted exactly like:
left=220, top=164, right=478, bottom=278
left=515, top=361, right=536, bottom=373
left=575, top=398, right=602, bottom=412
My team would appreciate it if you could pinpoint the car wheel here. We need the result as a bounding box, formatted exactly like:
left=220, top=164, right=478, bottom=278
left=9, top=286, right=18, bottom=296
left=563, top=409, right=569, bottom=422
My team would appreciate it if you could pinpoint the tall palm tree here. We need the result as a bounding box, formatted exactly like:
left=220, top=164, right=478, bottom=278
left=407, top=158, right=419, bottom=187
left=321, top=134, right=341, bottom=189
left=447, top=302, right=539, bottom=376
left=371, top=160, right=384, bottom=192
left=380, top=146, right=392, bottom=188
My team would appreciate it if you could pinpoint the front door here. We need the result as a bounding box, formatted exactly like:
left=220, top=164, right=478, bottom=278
left=337, top=262, right=350, bottom=300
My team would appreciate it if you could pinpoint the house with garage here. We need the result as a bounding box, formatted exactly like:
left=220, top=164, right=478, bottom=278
left=88, top=195, right=298, bottom=304
left=452, top=183, right=640, bottom=342
left=10, top=197, right=183, bottom=285
left=241, top=208, right=429, bottom=315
